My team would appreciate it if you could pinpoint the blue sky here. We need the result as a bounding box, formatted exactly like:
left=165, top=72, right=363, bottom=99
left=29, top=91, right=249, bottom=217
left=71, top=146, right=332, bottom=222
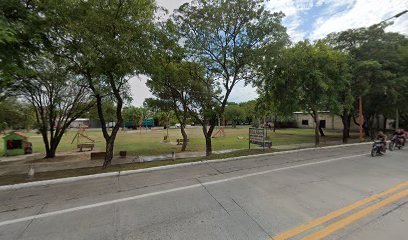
left=130, top=0, right=408, bottom=106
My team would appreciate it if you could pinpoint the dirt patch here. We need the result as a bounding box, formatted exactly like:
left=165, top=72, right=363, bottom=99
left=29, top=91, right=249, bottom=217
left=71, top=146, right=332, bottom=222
left=26, top=152, right=91, bottom=163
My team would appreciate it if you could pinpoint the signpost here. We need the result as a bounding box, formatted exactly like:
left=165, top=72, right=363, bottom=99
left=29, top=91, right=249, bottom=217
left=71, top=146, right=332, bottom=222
left=249, top=128, right=266, bottom=150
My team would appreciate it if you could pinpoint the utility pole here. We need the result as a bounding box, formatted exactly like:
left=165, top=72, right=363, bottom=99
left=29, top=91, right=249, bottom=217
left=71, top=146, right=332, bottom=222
left=358, top=96, right=364, bottom=142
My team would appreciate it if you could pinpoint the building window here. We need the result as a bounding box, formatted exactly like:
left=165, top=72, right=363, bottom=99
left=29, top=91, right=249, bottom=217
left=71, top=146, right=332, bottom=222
left=302, top=120, right=308, bottom=125
left=320, top=120, right=326, bottom=128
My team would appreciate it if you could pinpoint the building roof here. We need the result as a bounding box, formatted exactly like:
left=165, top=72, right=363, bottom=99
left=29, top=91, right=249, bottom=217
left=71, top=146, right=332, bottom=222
left=14, top=131, right=29, bottom=138
left=2, top=131, right=29, bottom=140
left=293, top=111, right=330, bottom=114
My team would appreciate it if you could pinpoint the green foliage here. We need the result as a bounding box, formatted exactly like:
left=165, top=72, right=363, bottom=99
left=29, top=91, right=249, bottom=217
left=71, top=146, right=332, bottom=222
left=174, top=0, right=289, bottom=110
left=88, top=101, right=116, bottom=122
left=224, top=104, right=245, bottom=127
left=17, top=54, right=94, bottom=157
left=325, top=24, right=408, bottom=132
left=264, top=41, right=350, bottom=116
left=45, top=0, right=157, bottom=165
left=0, top=0, right=48, bottom=99
left=0, top=98, right=36, bottom=130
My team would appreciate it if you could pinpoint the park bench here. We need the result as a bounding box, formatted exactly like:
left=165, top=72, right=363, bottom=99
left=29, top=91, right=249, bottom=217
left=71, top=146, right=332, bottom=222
left=176, top=139, right=189, bottom=145
left=77, top=143, right=95, bottom=152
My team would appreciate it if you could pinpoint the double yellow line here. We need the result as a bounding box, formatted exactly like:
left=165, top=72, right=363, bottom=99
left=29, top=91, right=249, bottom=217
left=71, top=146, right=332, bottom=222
left=272, top=179, right=408, bottom=240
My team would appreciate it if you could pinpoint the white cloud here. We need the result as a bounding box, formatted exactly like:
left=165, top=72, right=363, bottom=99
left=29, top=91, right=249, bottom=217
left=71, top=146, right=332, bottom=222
left=267, top=0, right=312, bottom=42
left=310, top=0, right=408, bottom=40
left=228, top=81, right=258, bottom=103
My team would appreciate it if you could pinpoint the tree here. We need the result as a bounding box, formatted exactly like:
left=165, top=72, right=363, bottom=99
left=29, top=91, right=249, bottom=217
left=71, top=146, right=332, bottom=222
left=54, top=0, right=156, bottom=167
left=224, top=103, right=245, bottom=128
left=325, top=24, right=408, bottom=138
left=173, top=0, right=288, bottom=155
left=145, top=20, right=194, bottom=151
left=0, top=0, right=49, bottom=100
left=239, top=100, right=257, bottom=125
left=19, top=56, right=93, bottom=158
left=88, top=101, right=116, bottom=123
left=262, top=41, right=350, bottom=146
left=0, top=98, right=36, bottom=131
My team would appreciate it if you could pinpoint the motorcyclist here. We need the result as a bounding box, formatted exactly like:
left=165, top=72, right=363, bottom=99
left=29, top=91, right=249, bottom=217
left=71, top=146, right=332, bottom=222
left=401, top=128, right=407, bottom=146
left=391, top=128, right=404, bottom=146
left=376, top=131, right=387, bottom=152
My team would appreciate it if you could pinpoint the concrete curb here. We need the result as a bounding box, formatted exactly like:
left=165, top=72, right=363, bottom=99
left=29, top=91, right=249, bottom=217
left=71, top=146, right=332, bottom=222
left=0, top=142, right=372, bottom=191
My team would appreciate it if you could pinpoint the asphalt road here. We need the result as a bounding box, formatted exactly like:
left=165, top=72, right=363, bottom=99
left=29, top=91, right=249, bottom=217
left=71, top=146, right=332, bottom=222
left=0, top=144, right=407, bottom=240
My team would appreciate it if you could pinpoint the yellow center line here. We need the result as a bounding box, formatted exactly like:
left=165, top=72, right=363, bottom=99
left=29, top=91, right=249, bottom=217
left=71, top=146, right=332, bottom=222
left=301, top=187, right=408, bottom=240
left=272, top=180, right=408, bottom=240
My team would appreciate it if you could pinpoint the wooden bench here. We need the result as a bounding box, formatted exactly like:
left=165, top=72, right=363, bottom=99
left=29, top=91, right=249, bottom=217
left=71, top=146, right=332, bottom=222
left=176, top=139, right=189, bottom=145
left=77, top=143, right=95, bottom=152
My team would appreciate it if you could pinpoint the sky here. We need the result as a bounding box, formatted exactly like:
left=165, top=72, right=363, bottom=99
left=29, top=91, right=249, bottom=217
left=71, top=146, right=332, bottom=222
left=130, top=0, right=408, bottom=106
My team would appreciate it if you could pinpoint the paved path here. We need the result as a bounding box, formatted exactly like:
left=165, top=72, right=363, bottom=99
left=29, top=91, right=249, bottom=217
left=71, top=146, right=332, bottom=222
left=0, top=144, right=407, bottom=239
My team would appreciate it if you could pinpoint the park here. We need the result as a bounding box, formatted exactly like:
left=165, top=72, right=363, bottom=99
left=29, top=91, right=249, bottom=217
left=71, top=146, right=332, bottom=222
left=0, top=0, right=406, bottom=185
left=0, top=1, right=407, bottom=239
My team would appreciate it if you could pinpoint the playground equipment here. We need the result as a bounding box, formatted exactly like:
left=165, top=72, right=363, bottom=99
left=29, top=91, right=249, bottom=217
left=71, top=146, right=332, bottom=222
left=124, top=117, right=154, bottom=129
left=3, top=131, right=32, bottom=156
left=212, top=116, right=226, bottom=138
left=71, top=125, right=95, bottom=152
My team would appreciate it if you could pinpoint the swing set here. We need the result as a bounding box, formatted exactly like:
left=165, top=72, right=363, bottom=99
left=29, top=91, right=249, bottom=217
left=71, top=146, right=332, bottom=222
left=71, top=125, right=96, bottom=152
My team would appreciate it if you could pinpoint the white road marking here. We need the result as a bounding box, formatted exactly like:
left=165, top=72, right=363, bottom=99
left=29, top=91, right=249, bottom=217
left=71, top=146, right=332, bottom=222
left=0, top=153, right=367, bottom=227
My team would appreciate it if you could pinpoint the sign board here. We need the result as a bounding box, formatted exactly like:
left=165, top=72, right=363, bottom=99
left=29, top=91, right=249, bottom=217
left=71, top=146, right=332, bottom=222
left=249, top=128, right=266, bottom=149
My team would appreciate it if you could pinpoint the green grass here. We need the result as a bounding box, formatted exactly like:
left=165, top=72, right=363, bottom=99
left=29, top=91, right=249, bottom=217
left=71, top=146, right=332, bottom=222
left=0, top=127, right=357, bottom=157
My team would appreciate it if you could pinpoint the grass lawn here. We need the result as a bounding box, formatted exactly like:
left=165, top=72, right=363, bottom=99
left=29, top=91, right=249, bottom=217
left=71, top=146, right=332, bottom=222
left=0, top=126, right=357, bottom=156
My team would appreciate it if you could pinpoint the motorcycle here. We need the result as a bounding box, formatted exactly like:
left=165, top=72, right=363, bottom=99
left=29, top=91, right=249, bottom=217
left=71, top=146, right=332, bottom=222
left=389, top=136, right=405, bottom=151
left=371, top=140, right=386, bottom=157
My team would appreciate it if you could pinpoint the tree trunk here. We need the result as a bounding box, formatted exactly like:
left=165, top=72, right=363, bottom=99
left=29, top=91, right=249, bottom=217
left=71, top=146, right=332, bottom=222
left=180, top=124, right=188, bottom=152
left=341, top=113, right=351, bottom=143
left=103, top=137, right=115, bottom=168
left=203, top=124, right=216, bottom=157
left=205, top=134, right=212, bottom=157
left=273, top=115, right=277, bottom=133
left=312, top=110, right=320, bottom=146
left=45, top=148, right=56, bottom=158
left=45, top=135, right=63, bottom=158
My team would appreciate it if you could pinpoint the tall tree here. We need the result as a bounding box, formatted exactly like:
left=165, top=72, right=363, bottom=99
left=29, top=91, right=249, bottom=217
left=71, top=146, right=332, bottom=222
left=0, top=0, right=48, bottom=100
left=325, top=24, right=408, bottom=137
left=0, top=98, right=36, bottom=131
left=19, top=56, right=93, bottom=158
left=224, top=103, right=245, bottom=128
left=173, top=0, right=288, bottom=155
left=146, top=20, right=193, bottom=151
left=53, top=0, right=156, bottom=167
left=262, top=41, right=350, bottom=146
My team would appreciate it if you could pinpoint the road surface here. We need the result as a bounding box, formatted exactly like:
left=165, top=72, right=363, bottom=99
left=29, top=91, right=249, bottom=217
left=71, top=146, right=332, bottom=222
left=0, top=144, right=407, bottom=240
